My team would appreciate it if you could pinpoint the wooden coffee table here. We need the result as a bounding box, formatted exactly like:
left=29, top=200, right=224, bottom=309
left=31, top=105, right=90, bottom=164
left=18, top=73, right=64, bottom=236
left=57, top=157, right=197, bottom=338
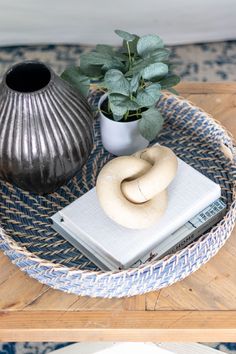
left=0, top=82, right=235, bottom=342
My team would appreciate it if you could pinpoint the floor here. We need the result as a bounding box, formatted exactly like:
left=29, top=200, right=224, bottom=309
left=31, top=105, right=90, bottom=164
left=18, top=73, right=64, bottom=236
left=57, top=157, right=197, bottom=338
left=0, top=40, right=235, bottom=354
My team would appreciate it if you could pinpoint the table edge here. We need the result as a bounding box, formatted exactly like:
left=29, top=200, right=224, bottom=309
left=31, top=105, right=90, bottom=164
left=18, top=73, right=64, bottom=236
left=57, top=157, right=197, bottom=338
left=176, top=81, right=236, bottom=94
left=0, top=311, right=236, bottom=342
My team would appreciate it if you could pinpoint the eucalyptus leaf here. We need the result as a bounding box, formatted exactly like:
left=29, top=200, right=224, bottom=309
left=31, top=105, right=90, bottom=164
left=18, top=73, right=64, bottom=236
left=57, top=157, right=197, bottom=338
left=158, top=74, right=180, bottom=89
left=125, top=57, right=154, bottom=76
left=130, top=73, right=140, bottom=93
left=80, top=54, right=103, bottom=78
left=142, top=62, right=168, bottom=80
left=110, top=103, right=127, bottom=117
left=122, top=35, right=140, bottom=54
left=125, top=62, right=145, bottom=77
left=96, top=44, right=114, bottom=54
left=102, top=58, right=125, bottom=72
left=115, top=29, right=135, bottom=42
left=80, top=63, right=103, bottom=78
left=115, top=52, right=129, bottom=61
left=167, top=87, right=179, bottom=95
left=136, top=83, right=161, bottom=107
left=109, top=93, right=130, bottom=106
left=139, top=107, right=164, bottom=141
left=108, top=93, right=138, bottom=116
left=125, top=53, right=165, bottom=77
left=148, top=48, right=170, bottom=62
left=110, top=103, right=128, bottom=117
left=104, top=69, right=130, bottom=95
left=137, top=34, right=164, bottom=58
left=61, top=67, right=90, bottom=97
left=80, top=51, right=113, bottom=65
left=96, top=44, right=127, bottom=62
left=81, top=51, right=125, bottom=74
left=113, top=114, right=123, bottom=121
left=128, top=100, right=140, bottom=110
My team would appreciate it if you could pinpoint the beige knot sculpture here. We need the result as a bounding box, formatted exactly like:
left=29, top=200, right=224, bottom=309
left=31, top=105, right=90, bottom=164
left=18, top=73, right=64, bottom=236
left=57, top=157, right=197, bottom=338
left=96, top=145, right=178, bottom=229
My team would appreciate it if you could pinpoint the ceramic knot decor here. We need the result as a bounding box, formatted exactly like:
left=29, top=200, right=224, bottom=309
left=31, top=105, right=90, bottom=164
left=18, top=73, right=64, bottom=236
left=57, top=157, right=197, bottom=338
left=96, top=145, right=178, bottom=229
left=0, top=61, right=94, bottom=194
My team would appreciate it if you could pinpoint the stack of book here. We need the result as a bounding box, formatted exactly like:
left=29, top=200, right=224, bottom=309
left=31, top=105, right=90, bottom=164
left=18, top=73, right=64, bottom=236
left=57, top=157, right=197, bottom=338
left=51, top=157, right=226, bottom=271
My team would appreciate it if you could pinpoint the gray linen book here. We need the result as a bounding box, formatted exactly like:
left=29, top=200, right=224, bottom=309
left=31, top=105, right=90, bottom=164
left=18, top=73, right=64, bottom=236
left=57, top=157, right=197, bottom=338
left=51, top=157, right=221, bottom=270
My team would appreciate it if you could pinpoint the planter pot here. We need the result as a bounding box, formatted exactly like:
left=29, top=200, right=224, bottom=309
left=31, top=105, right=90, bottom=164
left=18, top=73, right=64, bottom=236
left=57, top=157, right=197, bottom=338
left=0, top=61, right=94, bottom=194
left=99, top=94, right=148, bottom=156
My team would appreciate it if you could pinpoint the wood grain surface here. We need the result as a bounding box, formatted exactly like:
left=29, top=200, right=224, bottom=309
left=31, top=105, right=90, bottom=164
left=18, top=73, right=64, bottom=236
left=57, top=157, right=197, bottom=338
left=0, top=82, right=235, bottom=342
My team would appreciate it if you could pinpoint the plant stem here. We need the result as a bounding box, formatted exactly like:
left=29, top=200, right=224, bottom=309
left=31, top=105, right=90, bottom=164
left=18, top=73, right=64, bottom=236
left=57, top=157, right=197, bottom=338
left=100, top=109, right=109, bottom=115
left=124, top=111, right=129, bottom=121
left=127, top=41, right=132, bottom=70
left=126, top=112, right=142, bottom=117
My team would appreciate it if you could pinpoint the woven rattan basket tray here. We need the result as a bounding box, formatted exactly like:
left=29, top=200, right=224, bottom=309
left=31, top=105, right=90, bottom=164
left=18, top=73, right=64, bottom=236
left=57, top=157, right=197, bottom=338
left=0, top=93, right=235, bottom=298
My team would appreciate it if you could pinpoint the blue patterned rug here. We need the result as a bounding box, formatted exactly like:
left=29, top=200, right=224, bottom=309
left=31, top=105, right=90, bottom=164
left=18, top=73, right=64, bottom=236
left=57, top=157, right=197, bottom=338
left=0, top=342, right=235, bottom=354
left=0, top=41, right=236, bottom=81
left=205, top=343, right=236, bottom=353
left=0, top=41, right=235, bottom=353
left=0, top=343, right=72, bottom=354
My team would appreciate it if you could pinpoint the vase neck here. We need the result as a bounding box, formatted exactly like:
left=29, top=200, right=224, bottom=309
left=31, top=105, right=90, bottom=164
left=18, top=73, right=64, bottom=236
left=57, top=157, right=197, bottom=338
left=1, top=61, right=56, bottom=96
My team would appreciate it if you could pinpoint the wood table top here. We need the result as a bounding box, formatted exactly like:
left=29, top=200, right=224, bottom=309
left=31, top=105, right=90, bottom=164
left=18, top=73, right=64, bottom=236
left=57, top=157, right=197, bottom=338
left=0, top=82, right=235, bottom=342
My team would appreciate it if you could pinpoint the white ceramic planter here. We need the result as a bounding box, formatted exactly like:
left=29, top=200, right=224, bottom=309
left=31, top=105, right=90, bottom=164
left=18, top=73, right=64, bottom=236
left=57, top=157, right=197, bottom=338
left=98, top=94, right=149, bottom=156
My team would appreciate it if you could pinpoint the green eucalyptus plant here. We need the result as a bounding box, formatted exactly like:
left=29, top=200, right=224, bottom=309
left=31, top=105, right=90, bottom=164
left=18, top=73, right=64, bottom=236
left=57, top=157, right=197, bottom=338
left=61, top=30, right=180, bottom=141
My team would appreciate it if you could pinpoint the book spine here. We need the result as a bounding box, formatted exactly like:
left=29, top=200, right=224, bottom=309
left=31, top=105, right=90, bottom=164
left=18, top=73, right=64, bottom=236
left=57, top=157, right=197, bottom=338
left=132, top=199, right=226, bottom=267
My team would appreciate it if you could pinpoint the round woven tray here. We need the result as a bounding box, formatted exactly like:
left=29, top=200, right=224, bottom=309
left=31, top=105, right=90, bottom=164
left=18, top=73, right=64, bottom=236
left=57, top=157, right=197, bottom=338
left=0, top=93, right=235, bottom=298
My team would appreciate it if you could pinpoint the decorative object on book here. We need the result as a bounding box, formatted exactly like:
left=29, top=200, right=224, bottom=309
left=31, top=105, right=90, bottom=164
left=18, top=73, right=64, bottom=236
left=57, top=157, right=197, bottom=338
left=61, top=29, right=180, bottom=155
left=0, top=93, right=235, bottom=298
left=96, top=145, right=178, bottom=229
left=0, top=60, right=94, bottom=194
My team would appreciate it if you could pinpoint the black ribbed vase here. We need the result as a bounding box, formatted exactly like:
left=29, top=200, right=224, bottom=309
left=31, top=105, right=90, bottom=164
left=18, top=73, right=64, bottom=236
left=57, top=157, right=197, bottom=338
left=0, top=61, right=94, bottom=194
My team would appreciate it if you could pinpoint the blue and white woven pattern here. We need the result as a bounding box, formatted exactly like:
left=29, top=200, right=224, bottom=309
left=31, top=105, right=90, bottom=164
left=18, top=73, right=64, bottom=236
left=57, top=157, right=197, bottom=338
left=0, top=92, right=235, bottom=298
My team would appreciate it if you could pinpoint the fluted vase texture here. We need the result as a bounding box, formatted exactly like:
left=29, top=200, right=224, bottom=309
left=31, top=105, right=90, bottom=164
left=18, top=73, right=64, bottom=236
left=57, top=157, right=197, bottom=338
left=0, top=61, right=94, bottom=194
